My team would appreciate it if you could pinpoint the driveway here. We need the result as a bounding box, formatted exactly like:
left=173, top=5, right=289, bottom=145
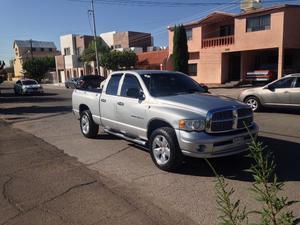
left=1, top=82, right=300, bottom=224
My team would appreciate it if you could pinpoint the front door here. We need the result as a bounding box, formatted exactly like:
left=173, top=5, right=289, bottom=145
left=262, top=77, right=295, bottom=105
left=116, top=73, right=147, bottom=139
left=290, top=77, right=300, bottom=105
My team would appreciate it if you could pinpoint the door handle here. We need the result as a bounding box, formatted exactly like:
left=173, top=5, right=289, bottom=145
left=117, top=102, right=124, bottom=106
left=101, top=99, right=106, bottom=103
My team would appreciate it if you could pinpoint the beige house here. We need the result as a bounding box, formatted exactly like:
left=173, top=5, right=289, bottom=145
left=13, top=40, right=58, bottom=80
left=55, top=34, right=97, bottom=84
left=168, top=4, right=300, bottom=84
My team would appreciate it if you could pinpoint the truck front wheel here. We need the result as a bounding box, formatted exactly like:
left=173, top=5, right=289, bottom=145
left=80, top=110, right=99, bottom=138
left=149, top=127, right=183, bottom=171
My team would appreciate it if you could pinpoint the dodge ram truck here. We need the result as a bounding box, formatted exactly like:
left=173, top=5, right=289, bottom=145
left=72, top=70, right=259, bottom=171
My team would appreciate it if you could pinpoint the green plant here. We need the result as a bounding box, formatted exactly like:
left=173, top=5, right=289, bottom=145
left=81, top=38, right=110, bottom=63
left=23, top=57, right=55, bottom=82
left=172, top=24, right=189, bottom=74
left=100, top=50, right=137, bottom=71
left=206, top=130, right=299, bottom=225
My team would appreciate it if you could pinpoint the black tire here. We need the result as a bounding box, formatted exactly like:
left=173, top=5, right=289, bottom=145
left=149, top=127, right=183, bottom=171
left=244, top=96, right=261, bottom=112
left=80, top=110, right=99, bottom=138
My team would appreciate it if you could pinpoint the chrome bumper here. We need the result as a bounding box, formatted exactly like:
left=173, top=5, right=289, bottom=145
left=176, top=123, right=259, bottom=158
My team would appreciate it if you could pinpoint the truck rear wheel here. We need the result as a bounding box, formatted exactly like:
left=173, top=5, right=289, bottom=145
left=80, top=110, right=99, bottom=138
left=149, top=127, right=183, bottom=171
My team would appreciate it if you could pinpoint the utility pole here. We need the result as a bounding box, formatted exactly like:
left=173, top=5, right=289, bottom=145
left=91, top=0, right=100, bottom=75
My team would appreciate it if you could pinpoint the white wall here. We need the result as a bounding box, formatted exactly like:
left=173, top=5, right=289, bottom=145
left=64, top=55, right=82, bottom=69
left=100, top=31, right=116, bottom=48
left=60, top=34, right=75, bottom=55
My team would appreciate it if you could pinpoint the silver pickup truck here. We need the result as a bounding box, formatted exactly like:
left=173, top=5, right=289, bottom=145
left=72, top=70, right=258, bottom=171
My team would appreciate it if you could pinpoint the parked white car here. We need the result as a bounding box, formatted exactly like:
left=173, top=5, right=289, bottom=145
left=14, top=79, right=44, bottom=95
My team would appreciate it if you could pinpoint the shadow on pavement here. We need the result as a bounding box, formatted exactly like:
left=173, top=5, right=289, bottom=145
left=0, top=94, right=69, bottom=104
left=175, top=136, right=300, bottom=182
left=117, top=136, right=300, bottom=182
left=259, top=108, right=300, bottom=115
left=0, top=105, right=72, bottom=115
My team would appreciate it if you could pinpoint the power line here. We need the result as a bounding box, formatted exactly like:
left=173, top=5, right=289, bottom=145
left=68, top=0, right=300, bottom=7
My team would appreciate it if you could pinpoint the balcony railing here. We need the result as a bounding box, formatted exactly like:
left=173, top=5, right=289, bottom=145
left=202, top=35, right=234, bottom=48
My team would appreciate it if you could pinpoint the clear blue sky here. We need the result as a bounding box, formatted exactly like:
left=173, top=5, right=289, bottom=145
left=0, top=0, right=296, bottom=65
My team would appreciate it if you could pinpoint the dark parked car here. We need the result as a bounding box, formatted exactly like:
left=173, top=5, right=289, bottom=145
left=65, top=78, right=78, bottom=89
left=77, top=75, right=106, bottom=90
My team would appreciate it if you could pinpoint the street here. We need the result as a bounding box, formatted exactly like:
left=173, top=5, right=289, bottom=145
left=1, top=82, right=300, bottom=224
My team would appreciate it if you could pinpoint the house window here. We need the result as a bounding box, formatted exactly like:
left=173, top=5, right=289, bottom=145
left=49, top=48, right=53, bottom=52
left=76, top=47, right=83, bottom=56
left=186, top=28, right=193, bottom=41
left=246, top=14, right=271, bottom=32
left=114, top=44, right=121, bottom=49
left=220, top=24, right=234, bottom=36
left=41, top=48, right=44, bottom=52
left=32, top=48, right=36, bottom=52
left=189, top=52, right=200, bottom=60
left=188, top=64, right=197, bottom=76
left=64, top=48, right=71, bottom=55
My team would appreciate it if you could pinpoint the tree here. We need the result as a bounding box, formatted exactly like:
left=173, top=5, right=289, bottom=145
left=100, top=50, right=137, bottom=71
left=0, top=60, right=5, bottom=70
left=23, top=57, right=55, bottom=82
left=81, top=38, right=110, bottom=64
left=173, top=25, right=189, bottom=74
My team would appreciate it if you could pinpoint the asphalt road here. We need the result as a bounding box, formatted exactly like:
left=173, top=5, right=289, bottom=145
left=1, top=82, right=300, bottom=224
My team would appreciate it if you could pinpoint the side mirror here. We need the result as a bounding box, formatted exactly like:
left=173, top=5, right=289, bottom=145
left=126, top=88, right=145, bottom=100
left=200, top=84, right=209, bottom=93
left=267, top=84, right=275, bottom=91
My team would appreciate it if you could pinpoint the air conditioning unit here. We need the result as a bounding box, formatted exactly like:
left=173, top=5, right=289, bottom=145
left=241, top=0, right=262, bottom=12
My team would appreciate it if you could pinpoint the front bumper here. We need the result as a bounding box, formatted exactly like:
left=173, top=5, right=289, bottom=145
left=176, top=123, right=259, bottom=158
left=23, top=89, right=44, bottom=94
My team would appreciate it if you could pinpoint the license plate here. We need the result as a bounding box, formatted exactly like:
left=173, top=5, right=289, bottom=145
left=233, top=136, right=244, bottom=145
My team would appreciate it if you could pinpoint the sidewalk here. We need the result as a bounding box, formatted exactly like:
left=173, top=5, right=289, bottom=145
left=0, top=121, right=184, bottom=225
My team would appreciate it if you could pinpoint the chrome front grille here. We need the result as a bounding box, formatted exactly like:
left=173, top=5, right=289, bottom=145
left=206, top=107, right=253, bottom=133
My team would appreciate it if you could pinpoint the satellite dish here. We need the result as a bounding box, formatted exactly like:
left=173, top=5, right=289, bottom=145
left=241, top=0, right=262, bottom=12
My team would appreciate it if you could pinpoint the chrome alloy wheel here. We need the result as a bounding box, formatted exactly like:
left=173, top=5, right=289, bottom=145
left=81, top=114, right=90, bottom=135
left=152, top=135, right=171, bottom=165
left=246, top=98, right=258, bottom=111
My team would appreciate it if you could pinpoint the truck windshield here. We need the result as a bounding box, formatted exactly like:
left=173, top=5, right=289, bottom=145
left=141, top=73, right=205, bottom=97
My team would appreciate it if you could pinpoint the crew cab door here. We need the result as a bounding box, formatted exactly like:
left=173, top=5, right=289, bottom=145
left=116, top=73, right=147, bottom=139
left=100, top=74, right=123, bottom=130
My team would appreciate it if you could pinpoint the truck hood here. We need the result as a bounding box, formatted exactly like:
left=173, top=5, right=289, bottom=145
left=156, top=93, right=245, bottom=116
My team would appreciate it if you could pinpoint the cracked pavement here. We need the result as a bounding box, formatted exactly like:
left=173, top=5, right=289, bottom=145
left=0, top=121, right=194, bottom=225
left=1, top=82, right=299, bottom=224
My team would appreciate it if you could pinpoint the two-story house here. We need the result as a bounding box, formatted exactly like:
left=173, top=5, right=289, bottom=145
left=13, top=40, right=58, bottom=80
left=55, top=34, right=96, bottom=84
left=168, top=4, right=300, bottom=84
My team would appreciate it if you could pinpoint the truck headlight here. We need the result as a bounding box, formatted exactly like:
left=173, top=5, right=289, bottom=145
left=179, top=119, right=206, bottom=131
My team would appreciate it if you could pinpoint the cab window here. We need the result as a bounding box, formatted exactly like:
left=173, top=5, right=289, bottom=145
left=120, top=74, right=142, bottom=98
left=105, top=74, right=122, bottom=95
